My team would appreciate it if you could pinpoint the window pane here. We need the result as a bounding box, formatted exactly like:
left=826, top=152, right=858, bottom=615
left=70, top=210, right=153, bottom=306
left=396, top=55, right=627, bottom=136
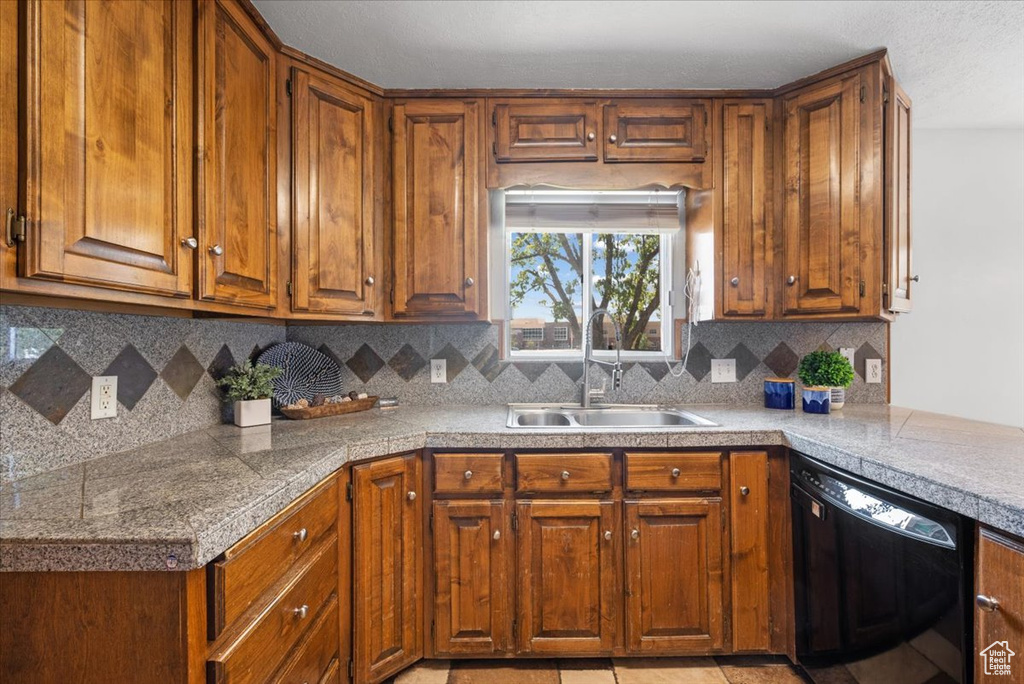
left=591, top=233, right=663, bottom=351
left=509, top=232, right=584, bottom=351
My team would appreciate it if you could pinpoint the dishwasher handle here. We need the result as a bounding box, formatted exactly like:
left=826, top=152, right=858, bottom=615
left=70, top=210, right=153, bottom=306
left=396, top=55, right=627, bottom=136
left=791, top=481, right=829, bottom=521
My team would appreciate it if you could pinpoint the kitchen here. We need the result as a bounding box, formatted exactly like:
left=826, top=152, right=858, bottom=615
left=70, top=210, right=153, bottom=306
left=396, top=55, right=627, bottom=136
left=1, top=1, right=1022, bottom=683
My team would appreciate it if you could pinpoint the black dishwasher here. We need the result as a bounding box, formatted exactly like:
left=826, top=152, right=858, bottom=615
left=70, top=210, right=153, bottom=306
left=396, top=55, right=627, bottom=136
left=791, top=452, right=973, bottom=684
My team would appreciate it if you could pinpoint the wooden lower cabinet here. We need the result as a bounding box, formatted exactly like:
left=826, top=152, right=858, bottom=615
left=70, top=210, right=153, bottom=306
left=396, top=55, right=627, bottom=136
left=624, top=498, right=725, bottom=653
left=976, top=527, right=1024, bottom=683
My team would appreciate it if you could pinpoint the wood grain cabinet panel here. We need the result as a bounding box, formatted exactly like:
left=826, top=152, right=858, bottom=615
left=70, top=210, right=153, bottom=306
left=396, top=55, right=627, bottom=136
left=517, top=500, right=619, bottom=654
left=603, top=99, right=708, bottom=163
left=720, top=100, right=771, bottom=317
left=392, top=99, right=484, bottom=319
left=19, top=0, right=193, bottom=296
left=624, top=498, right=724, bottom=653
left=433, top=500, right=510, bottom=655
left=197, top=0, right=277, bottom=309
left=516, top=452, right=614, bottom=494
left=269, top=595, right=340, bottom=684
left=291, top=67, right=378, bottom=316
left=781, top=68, right=867, bottom=315
left=352, top=454, right=423, bottom=684
left=975, top=528, right=1024, bottom=683
left=624, top=452, right=722, bottom=492
left=434, top=453, right=505, bottom=496
left=493, top=100, right=599, bottom=162
left=729, top=451, right=771, bottom=651
left=884, top=75, right=913, bottom=314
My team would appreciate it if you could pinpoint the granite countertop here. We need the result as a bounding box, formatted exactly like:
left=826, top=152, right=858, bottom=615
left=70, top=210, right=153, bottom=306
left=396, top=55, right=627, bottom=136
left=2, top=404, right=1022, bottom=572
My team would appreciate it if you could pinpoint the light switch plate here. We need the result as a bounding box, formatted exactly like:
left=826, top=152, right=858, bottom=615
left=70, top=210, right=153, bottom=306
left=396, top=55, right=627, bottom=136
left=865, top=359, right=883, bottom=384
left=711, top=359, right=736, bottom=383
left=91, top=375, right=117, bottom=419
left=430, top=359, right=447, bottom=383
left=839, top=348, right=856, bottom=368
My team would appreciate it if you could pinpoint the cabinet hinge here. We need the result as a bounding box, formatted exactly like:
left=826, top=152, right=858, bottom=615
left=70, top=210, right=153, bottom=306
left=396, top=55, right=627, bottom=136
left=285, top=78, right=292, bottom=97
left=346, top=481, right=354, bottom=501
left=286, top=281, right=292, bottom=296
left=511, top=512, right=518, bottom=532
left=860, top=86, right=866, bottom=103
left=429, top=512, right=433, bottom=531
left=492, top=141, right=498, bottom=157
left=859, top=280, right=866, bottom=297
left=431, top=620, right=435, bottom=642
left=388, top=116, right=393, bottom=133
left=882, top=282, right=889, bottom=295
left=512, top=619, right=518, bottom=641
left=883, top=87, right=890, bottom=104
left=5, top=208, right=26, bottom=247
left=348, top=658, right=354, bottom=679
left=492, top=110, right=496, bottom=126
left=704, top=108, right=708, bottom=126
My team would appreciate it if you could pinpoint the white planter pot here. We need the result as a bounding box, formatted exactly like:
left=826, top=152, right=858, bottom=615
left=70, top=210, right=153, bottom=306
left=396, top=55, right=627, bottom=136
left=233, top=398, right=271, bottom=427
left=830, top=387, right=846, bottom=410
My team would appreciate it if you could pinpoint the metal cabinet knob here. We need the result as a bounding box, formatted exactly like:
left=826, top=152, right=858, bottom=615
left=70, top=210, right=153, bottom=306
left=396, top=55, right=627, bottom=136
left=671, top=468, right=681, bottom=478
left=730, top=277, right=740, bottom=286
left=587, top=131, right=596, bottom=141
left=181, top=237, right=198, bottom=249
left=407, top=491, right=417, bottom=501
left=293, top=528, right=308, bottom=542
left=464, top=470, right=473, bottom=480
left=609, top=134, right=617, bottom=143
left=561, top=470, right=570, bottom=481
left=604, top=530, right=613, bottom=541
left=787, top=275, right=796, bottom=285
left=465, top=277, right=474, bottom=287
left=630, top=529, right=640, bottom=540
left=293, top=604, right=309, bottom=619
left=977, top=594, right=1001, bottom=612
left=910, top=275, right=920, bottom=282
left=209, top=244, right=223, bottom=256
left=740, top=486, right=750, bottom=496
left=365, top=276, right=375, bottom=286
left=493, top=530, right=501, bottom=541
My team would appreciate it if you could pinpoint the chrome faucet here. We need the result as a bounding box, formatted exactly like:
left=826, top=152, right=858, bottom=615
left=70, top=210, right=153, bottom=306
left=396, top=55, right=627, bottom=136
left=581, top=308, right=623, bottom=407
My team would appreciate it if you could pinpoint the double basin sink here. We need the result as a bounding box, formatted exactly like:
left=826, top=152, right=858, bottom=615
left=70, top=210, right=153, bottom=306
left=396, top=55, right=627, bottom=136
left=507, top=404, right=718, bottom=430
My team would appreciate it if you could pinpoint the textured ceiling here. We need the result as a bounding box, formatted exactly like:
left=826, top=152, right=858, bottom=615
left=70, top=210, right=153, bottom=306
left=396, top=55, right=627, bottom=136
left=252, top=0, right=1024, bottom=129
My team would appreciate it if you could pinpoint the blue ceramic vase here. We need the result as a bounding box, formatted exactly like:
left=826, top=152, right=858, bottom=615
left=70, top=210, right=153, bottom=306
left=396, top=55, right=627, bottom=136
left=764, top=378, right=796, bottom=410
left=802, top=386, right=831, bottom=414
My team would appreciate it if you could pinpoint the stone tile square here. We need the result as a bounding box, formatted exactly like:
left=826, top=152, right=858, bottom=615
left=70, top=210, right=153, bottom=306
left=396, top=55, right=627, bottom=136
left=472, top=344, right=507, bottom=383
left=854, top=342, right=882, bottom=381
left=346, top=343, right=386, bottom=383
left=557, top=362, right=584, bottom=383
left=641, top=361, right=672, bottom=382
left=514, top=362, right=550, bottom=384
left=206, top=344, right=236, bottom=381
left=160, top=345, right=205, bottom=401
left=393, top=660, right=450, bottom=684
left=104, top=344, right=158, bottom=410
left=844, top=642, right=938, bottom=684
left=432, top=343, right=469, bottom=381
left=728, top=342, right=762, bottom=381
left=449, top=659, right=560, bottom=684
left=317, top=343, right=345, bottom=371
left=717, top=655, right=810, bottom=683
left=389, top=344, right=427, bottom=381
left=9, top=345, right=91, bottom=425
left=614, top=656, right=729, bottom=684
left=685, top=342, right=713, bottom=381
left=764, top=342, right=799, bottom=378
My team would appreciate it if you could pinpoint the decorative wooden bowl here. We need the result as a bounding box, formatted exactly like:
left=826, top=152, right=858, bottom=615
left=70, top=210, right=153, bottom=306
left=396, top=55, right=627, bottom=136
left=279, top=396, right=379, bottom=420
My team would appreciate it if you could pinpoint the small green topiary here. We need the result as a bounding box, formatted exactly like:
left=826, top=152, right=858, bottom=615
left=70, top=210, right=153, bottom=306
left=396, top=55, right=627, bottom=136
left=217, top=360, right=282, bottom=402
left=798, top=350, right=854, bottom=388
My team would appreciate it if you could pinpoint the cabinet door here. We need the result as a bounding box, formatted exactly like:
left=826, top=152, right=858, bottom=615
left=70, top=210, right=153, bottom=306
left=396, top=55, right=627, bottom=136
left=291, top=67, right=377, bottom=316
left=433, top=500, right=510, bottom=656
left=20, top=0, right=193, bottom=296
left=197, top=0, right=277, bottom=309
left=603, top=99, right=708, bottom=163
left=781, top=69, right=866, bottom=315
left=517, top=500, right=618, bottom=654
left=976, top=528, right=1024, bottom=683
left=352, top=455, right=422, bottom=684
left=720, top=100, right=770, bottom=317
left=493, top=101, right=599, bottom=162
left=392, top=99, right=484, bottom=318
left=729, top=451, right=770, bottom=651
left=884, top=76, right=912, bottom=314
left=624, top=498, right=724, bottom=653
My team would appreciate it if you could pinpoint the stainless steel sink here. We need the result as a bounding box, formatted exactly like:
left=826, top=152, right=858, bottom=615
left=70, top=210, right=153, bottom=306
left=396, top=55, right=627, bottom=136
left=507, top=404, right=718, bottom=430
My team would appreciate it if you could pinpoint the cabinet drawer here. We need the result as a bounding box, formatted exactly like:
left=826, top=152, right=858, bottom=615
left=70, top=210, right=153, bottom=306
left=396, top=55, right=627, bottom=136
left=625, top=452, right=722, bottom=491
left=516, top=453, right=613, bottom=493
left=603, top=99, right=708, bottom=162
left=209, top=537, right=338, bottom=684
left=493, top=101, right=599, bottom=162
left=210, top=478, right=338, bottom=638
left=270, top=595, right=339, bottom=684
left=434, top=453, right=504, bottom=495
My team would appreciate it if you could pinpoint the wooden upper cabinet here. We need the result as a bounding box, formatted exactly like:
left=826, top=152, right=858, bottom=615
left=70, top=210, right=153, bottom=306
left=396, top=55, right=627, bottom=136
left=884, top=74, right=912, bottom=314
left=197, top=0, right=277, bottom=310
left=624, top=498, right=724, bottom=653
left=392, top=99, right=485, bottom=319
left=19, top=0, right=193, bottom=296
left=603, top=99, right=708, bottom=163
left=493, top=100, right=599, bottom=162
left=781, top=68, right=869, bottom=315
left=517, top=500, right=619, bottom=655
left=975, top=528, right=1024, bottom=683
left=291, top=67, right=378, bottom=317
left=352, top=454, right=423, bottom=684
left=719, top=100, right=771, bottom=317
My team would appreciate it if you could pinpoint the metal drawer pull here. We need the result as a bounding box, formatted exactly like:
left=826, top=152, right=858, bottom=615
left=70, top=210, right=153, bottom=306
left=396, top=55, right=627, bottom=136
left=604, top=530, right=613, bottom=541
left=181, top=237, right=198, bottom=249
left=588, top=131, right=597, bottom=141
left=787, top=275, right=796, bottom=285
left=365, top=276, right=375, bottom=286
left=671, top=468, right=681, bottom=478
left=293, top=528, right=308, bottom=542
left=293, top=604, right=309, bottom=619
left=464, top=470, right=473, bottom=480
left=740, top=486, right=750, bottom=496
left=911, top=275, right=920, bottom=282
left=209, top=244, right=223, bottom=256
left=730, top=277, right=740, bottom=286
left=977, top=594, right=1000, bottom=612
left=631, top=529, right=640, bottom=540
left=561, top=471, right=570, bottom=481
left=493, top=530, right=501, bottom=541
left=465, top=277, right=475, bottom=287
left=407, top=491, right=417, bottom=501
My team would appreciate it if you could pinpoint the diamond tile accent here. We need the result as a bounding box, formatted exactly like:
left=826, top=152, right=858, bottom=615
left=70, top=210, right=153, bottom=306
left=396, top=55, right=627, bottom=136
left=514, top=363, right=549, bottom=384
left=160, top=345, right=205, bottom=401
left=432, top=343, right=469, bottom=382
left=685, top=342, right=713, bottom=381
left=346, top=343, right=385, bottom=383
left=640, top=362, right=671, bottom=382
left=9, top=346, right=91, bottom=424
left=727, top=343, right=761, bottom=381
left=206, top=344, right=236, bottom=381
left=317, top=344, right=345, bottom=371
left=104, top=344, right=157, bottom=410
left=389, top=344, right=427, bottom=381
left=472, top=344, right=506, bottom=383
left=249, top=344, right=263, bottom=362
left=763, top=342, right=799, bottom=378
left=854, top=342, right=882, bottom=380
left=556, top=363, right=584, bottom=384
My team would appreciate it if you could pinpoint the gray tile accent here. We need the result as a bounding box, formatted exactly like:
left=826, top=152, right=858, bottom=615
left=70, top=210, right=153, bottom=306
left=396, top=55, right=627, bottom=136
left=346, top=343, right=385, bottom=383
left=389, top=344, right=427, bottom=381
left=640, top=362, right=671, bottom=382
left=855, top=342, right=882, bottom=380
left=557, top=363, right=584, bottom=383
left=764, top=342, right=799, bottom=378
left=685, top=342, right=713, bottom=381
left=432, top=343, right=469, bottom=381
left=472, top=344, right=506, bottom=383
left=728, top=343, right=761, bottom=381
left=104, top=344, right=157, bottom=411
left=206, top=344, right=236, bottom=381
left=514, top=362, right=549, bottom=383
left=9, top=346, right=91, bottom=425
left=316, top=343, right=344, bottom=371
left=160, top=346, right=204, bottom=401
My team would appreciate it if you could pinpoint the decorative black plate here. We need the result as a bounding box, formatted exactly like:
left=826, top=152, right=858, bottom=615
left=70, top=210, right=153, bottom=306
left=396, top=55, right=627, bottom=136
left=257, top=342, right=344, bottom=409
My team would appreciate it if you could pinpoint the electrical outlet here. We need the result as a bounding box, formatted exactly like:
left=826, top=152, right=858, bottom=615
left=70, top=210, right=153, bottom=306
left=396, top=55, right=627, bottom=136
left=430, top=359, right=447, bottom=384
left=865, top=359, right=883, bottom=384
left=711, top=359, right=736, bottom=383
left=839, top=348, right=856, bottom=368
left=91, top=375, right=118, bottom=419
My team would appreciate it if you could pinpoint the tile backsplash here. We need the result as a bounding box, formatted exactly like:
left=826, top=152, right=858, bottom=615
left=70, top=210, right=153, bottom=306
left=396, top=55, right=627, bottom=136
left=1, top=304, right=886, bottom=482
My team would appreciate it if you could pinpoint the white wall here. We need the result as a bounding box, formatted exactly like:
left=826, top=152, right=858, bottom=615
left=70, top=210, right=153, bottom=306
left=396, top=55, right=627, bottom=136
left=890, top=129, right=1024, bottom=428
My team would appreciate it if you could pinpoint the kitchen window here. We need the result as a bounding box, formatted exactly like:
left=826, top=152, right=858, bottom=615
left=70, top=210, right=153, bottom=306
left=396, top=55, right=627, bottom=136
left=502, top=190, right=680, bottom=360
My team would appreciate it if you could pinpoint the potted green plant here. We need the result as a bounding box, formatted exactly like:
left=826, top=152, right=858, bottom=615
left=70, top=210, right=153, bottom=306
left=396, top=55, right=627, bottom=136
left=798, top=350, right=855, bottom=410
left=217, top=360, right=282, bottom=427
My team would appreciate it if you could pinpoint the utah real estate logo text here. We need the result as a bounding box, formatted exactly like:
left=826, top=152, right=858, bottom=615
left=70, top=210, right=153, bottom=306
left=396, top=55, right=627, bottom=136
left=980, top=640, right=1015, bottom=677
